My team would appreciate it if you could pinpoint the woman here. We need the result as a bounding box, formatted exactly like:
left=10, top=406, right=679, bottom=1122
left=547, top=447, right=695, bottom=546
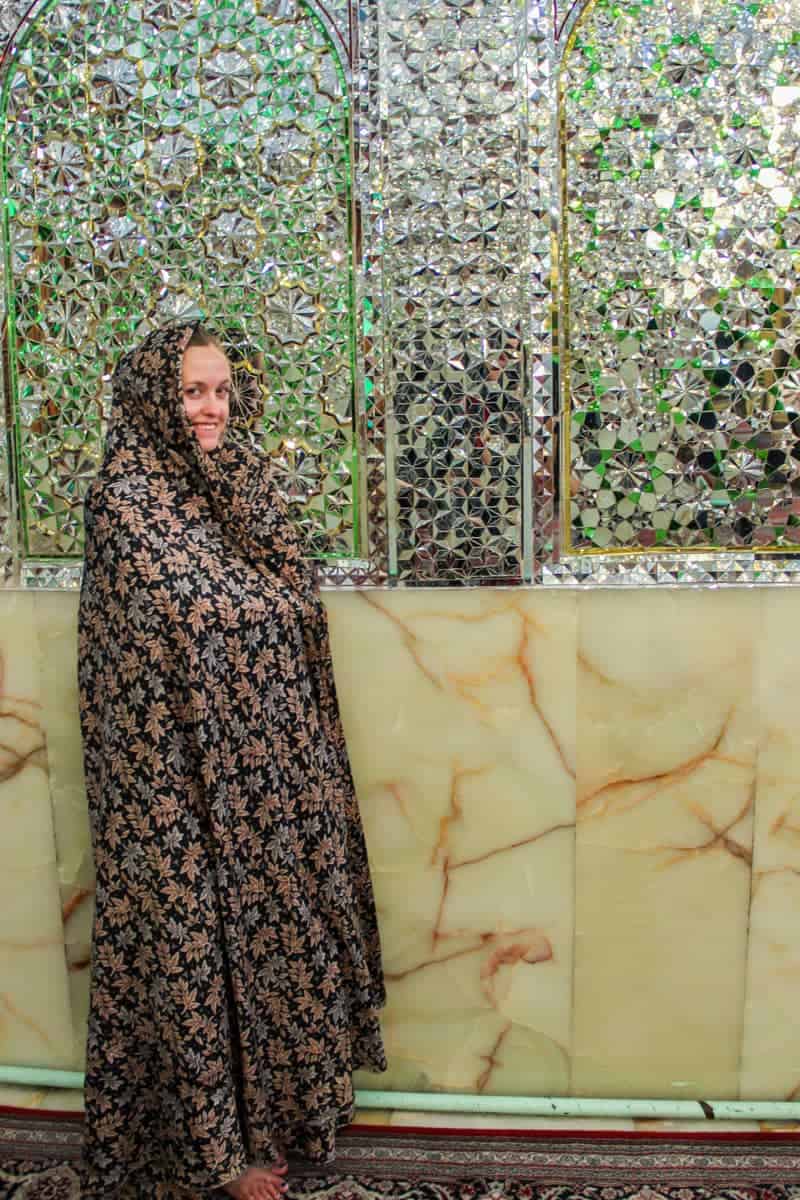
left=78, top=323, right=386, bottom=1200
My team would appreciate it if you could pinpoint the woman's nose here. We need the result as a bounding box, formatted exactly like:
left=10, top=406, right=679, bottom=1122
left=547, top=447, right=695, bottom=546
left=201, top=395, right=226, bottom=413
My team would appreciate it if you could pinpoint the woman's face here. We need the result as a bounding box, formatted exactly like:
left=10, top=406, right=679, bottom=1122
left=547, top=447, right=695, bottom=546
left=181, top=345, right=231, bottom=452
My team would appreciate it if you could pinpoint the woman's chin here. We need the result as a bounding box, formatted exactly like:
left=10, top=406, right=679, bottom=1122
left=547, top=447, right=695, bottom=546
left=196, top=435, right=222, bottom=452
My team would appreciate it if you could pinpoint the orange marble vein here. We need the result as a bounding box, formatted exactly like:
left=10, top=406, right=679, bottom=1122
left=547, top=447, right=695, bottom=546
left=0, top=991, right=57, bottom=1051
left=0, top=695, right=41, bottom=712
left=751, top=865, right=800, bottom=897
left=578, top=707, right=743, bottom=816
left=449, top=821, right=574, bottom=871
left=639, top=789, right=754, bottom=869
left=428, top=764, right=482, bottom=952
left=0, top=932, right=61, bottom=950
left=377, top=597, right=522, bottom=626
left=446, top=667, right=512, bottom=728
left=770, top=811, right=800, bottom=842
left=578, top=647, right=748, bottom=691
left=0, top=675, right=47, bottom=782
left=0, top=706, right=43, bottom=733
left=358, top=598, right=574, bottom=787
left=358, top=594, right=443, bottom=689
left=431, top=866, right=451, bottom=951
left=384, top=940, right=485, bottom=982
left=386, top=927, right=555, bottom=985
left=479, top=930, right=553, bottom=1008
left=577, top=649, right=617, bottom=688
left=428, top=764, right=573, bottom=955
left=62, top=886, right=95, bottom=925
left=513, top=606, right=575, bottom=780
left=672, top=788, right=755, bottom=867
left=383, top=781, right=412, bottom=824
left=476, top=1020, right=512, bottom=1092
left=0, top=740, right=47, bottom=784
left=430, top=763, right=487, bottom=870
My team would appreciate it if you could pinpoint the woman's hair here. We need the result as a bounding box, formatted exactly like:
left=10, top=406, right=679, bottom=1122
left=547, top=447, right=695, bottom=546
left=186, top=324, right=227, bottom=355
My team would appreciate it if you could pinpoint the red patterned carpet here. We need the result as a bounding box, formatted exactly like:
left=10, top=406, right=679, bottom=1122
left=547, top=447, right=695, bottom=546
left=2, top=1108, right=800, bottom=1199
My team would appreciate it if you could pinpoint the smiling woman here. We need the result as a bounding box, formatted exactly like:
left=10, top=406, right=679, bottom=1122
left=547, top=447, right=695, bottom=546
left=76, top=322, right=386, bottom=1200
left=181, top=327, right=232, bottom=453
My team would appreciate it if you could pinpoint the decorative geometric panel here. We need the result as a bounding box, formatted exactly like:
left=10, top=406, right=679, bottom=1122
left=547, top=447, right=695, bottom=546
left=560, top=0, right=800, bottom=557
left=2, top=0, right=358, bottom=569
left=3, top=0, right=800, bottom=589
left=373, top=0, right=529, bottom=582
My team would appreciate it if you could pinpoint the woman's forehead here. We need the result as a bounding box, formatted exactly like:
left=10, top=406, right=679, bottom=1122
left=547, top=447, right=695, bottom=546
left=182, top=345, right=231, bottom=379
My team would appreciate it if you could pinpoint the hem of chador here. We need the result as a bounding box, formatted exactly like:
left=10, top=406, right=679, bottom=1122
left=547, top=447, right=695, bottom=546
left=88, top=1102, right=371, bottom=1196
left=81, top=1064, right=386, bottom=1195
left=79, top=1151, right=251, bottom=1200
left=286, top=1080, right=385, bottom=1170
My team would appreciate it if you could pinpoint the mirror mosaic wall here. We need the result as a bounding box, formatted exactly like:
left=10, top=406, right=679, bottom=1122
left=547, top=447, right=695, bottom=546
left=1, top=0, right=799, bottom=587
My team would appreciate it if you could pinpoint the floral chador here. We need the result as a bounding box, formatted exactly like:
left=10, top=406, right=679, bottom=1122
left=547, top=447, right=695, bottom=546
left=78, top=323, right=386, bottom=1198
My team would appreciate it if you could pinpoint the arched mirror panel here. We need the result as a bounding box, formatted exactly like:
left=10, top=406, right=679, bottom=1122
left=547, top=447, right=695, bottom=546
left=1, top=0, right=357, bottom=580
left=560, top=0, right=800, bottom=558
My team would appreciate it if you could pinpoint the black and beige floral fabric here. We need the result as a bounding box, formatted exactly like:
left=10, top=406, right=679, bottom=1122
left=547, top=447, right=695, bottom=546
left=78, top=323, right=386, bottom=1198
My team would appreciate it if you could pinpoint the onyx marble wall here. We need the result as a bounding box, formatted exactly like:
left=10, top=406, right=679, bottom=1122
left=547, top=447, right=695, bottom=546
left=0, top=588, right=798, bottom=1101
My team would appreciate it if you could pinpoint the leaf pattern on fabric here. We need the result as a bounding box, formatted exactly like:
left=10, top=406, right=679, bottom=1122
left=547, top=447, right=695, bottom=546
left=78, top=323, right=386, bottom=1198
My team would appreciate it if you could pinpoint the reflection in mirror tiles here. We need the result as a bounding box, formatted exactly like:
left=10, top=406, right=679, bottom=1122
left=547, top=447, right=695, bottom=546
left=1, top=0, right=799, bottom=587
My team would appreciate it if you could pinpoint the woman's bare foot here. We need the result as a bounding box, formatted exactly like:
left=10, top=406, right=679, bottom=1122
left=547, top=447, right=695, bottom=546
left=223, top=1159, right=288, bottom=1200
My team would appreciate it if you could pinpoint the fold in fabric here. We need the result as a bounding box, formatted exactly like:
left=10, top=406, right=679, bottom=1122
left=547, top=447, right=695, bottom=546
left=78, top=323, right=386, bottom=1198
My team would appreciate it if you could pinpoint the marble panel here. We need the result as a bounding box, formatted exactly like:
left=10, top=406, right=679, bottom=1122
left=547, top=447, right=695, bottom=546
left=32, top=592, right=92, bottom=1068
left=327, top=590, right=577, bottom=1096
left=572, top=590, right=758, bottom=1099
left=741, top=591, right=800, bottom=1100
left=3, top=585, right=800, bottom=1107
left=0, top=594, right=74, bottom=1068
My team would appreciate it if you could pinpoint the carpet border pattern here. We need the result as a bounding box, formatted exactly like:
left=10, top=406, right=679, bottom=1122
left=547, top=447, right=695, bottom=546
left=2, top=1108, right=800, bottom=1186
